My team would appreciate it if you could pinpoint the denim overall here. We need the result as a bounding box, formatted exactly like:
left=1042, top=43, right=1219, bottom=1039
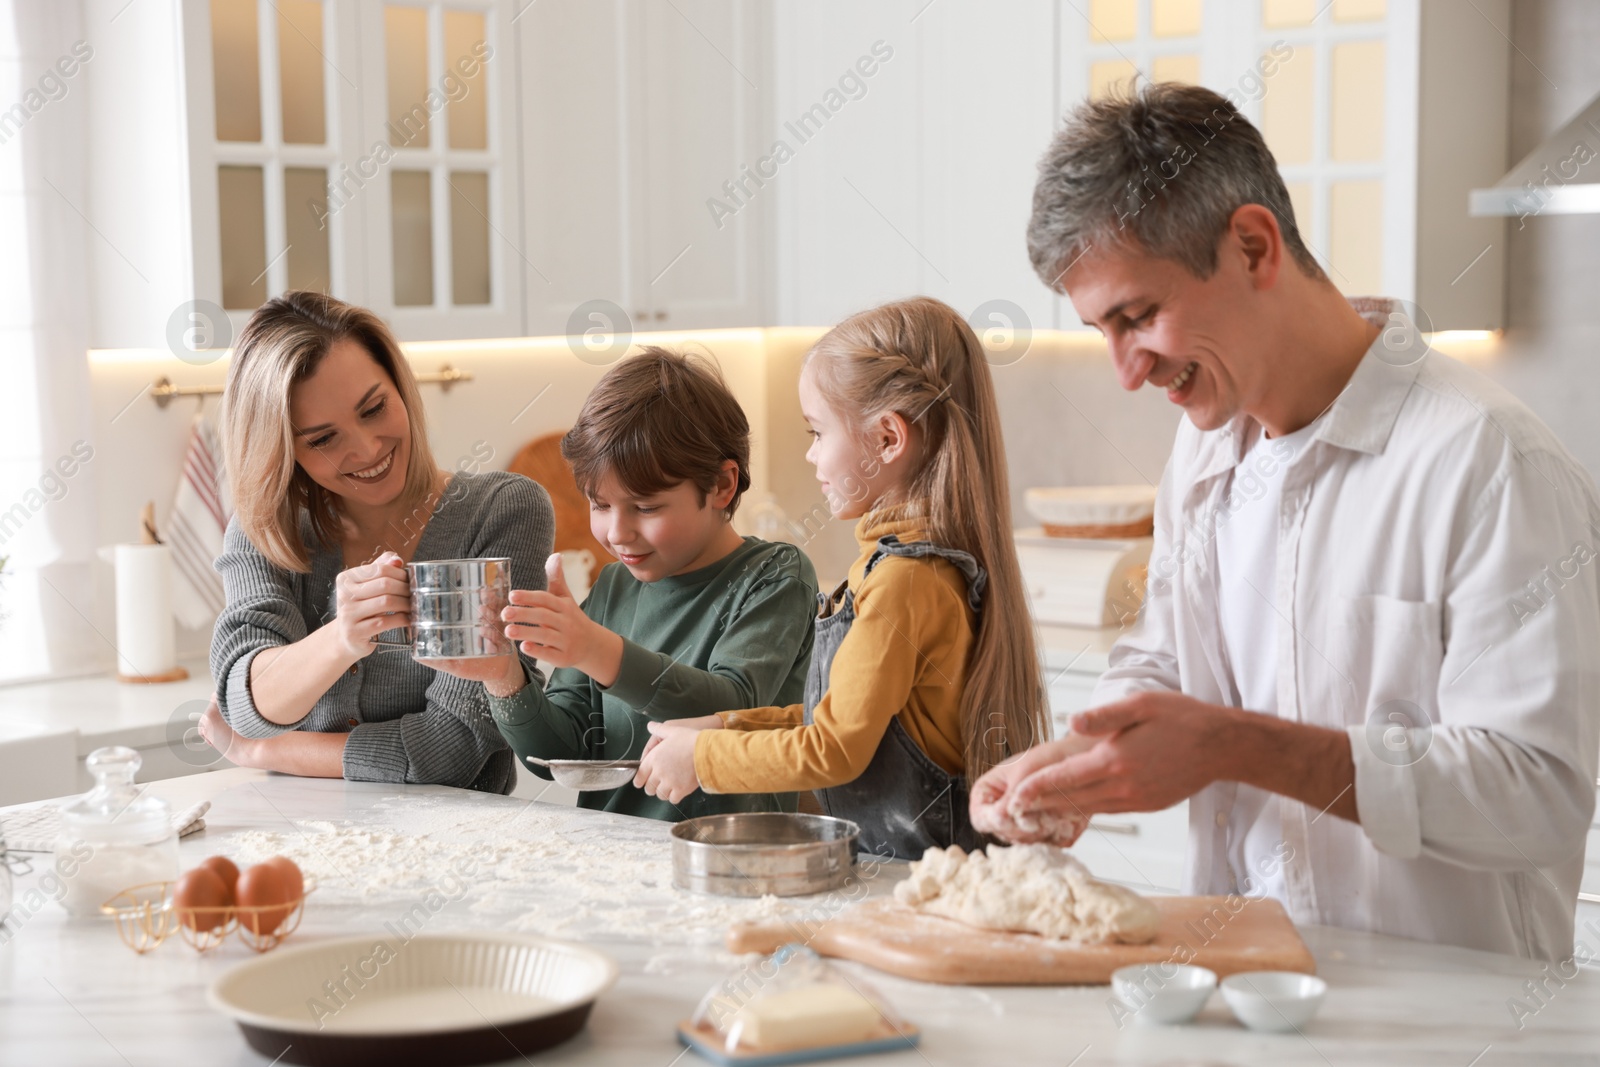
left=803, top=535, right=990, bottom=860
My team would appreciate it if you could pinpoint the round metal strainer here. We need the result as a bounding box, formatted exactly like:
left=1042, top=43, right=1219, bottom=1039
left=523, top=756, right=639, bottom=791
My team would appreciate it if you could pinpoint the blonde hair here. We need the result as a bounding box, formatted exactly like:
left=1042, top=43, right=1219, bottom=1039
left=220, top=291, right=438, bottom=572
left=806, top=296, right=1050, bottom=781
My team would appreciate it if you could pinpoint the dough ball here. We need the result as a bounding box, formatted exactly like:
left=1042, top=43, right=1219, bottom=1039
left=893, top=843, right=1159, bottom=944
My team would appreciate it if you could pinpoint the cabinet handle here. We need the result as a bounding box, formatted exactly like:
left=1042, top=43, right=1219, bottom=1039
left=654, top=310, right=668, bottom=322
left=1580, top=892, right=1600, bottom=904
left=1089, top=820, right=1140, bottom=836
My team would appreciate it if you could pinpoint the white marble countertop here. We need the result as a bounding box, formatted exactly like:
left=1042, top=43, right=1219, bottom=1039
left=0, top=658, right=214, bottom=756
left=0, top=659, right=218, bottom=804
left=2, top=769, right=1595, bottom=1066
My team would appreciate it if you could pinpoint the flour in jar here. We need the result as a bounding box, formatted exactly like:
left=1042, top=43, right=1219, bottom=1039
left=893, top=843, right=1159, bottom=944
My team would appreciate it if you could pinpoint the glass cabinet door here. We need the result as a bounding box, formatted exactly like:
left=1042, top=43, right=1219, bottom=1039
left=1060, top=0, right=1391, bottom=302
left=380, top=3, right=495, bottom=316
left=195, top=0, right=513, bottom=338
left=206, top=0, right=335, bottom=311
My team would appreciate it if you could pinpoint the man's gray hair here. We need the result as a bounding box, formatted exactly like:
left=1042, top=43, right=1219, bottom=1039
left=1027, top=81, right=1324, bottom=289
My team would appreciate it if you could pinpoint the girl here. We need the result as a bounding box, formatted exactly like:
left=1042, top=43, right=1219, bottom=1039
left=198, top=291, right=554, bottom=793
left=635, top=296, right=1049, bottom=857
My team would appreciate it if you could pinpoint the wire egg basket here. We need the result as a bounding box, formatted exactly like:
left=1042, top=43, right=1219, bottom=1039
left=100, top=876, right=317, bottom=954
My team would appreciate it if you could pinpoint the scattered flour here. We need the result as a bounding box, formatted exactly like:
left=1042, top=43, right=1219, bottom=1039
left=217, top=794, right=856, bottom=947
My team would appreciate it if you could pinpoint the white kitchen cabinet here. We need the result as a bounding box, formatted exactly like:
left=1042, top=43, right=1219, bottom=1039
left=94, top=0, right=764, bottom=350
left=516, top=0, right=631, bottom=336
left=1072, top=804, right=1189, bottom=895
left=771, top=0, right=1064, bottom=332
left=914, top=0, right=1063, bottom=335
left=774, top=0, right=1510, bottom=334
left=633, top=0, right=769, bottom=329
left=517, top=0, right=769, bottom=337
left=178, top=0, right=524, bottom=343
left=93, top=0, right=1511, bottom=349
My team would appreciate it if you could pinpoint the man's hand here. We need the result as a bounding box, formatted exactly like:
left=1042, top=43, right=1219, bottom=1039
left=1006, top=692, right=1230, bottom=820
left=971, top=692, right=1228, bottom=844
left=502, top=554, right=624, bottom=685
left=980, top=691, right=1359, bottom=840
left=969, top=732, right=1096, bottom=845
left=634, top=719, right=717, bottom=805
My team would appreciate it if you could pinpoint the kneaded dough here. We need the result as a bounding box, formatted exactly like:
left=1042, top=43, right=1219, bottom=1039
left=893, top=844, right=1160, bottom=944
left=970, top=800, right=1088, bottom=844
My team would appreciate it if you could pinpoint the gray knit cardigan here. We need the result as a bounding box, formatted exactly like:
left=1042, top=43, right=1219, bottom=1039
left=210, top=470, right=555, bottom=794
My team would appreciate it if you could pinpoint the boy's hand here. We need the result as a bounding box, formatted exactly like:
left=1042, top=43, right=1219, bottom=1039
left=502, top=554, right=624, bottom=685
left=634, top=720, right=707, bottom=805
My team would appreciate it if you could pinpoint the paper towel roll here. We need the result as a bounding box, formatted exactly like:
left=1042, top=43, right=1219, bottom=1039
left=112, top=543, right=182, bottom=682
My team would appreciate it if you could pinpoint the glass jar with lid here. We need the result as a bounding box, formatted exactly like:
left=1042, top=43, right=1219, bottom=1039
left=53, top=746, right=179, bottom=917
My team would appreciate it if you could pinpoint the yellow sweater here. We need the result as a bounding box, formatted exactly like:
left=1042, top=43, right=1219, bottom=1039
left=694, top=513, right=974, bottom=793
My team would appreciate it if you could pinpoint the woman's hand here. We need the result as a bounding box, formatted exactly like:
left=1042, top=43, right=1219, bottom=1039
left=331, top=551, right=412, bottom=660
left=197, top=696, right=260, bottom=769
left=198, top=695, right=347, bottom=777
left=502, top=554, right=623, bottom=685
left=634, top=719, right=715, bottom=805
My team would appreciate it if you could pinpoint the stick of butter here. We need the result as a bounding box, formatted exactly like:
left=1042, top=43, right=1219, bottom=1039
left=731, top=983, right=882, bottom=1049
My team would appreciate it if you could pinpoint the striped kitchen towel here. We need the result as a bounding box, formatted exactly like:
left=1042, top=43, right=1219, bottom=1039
left=168, top=414, right=232, bottom=629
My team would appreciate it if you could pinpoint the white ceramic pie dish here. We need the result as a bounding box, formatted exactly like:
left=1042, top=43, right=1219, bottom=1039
left=208, top=931, right=618, bottom=1066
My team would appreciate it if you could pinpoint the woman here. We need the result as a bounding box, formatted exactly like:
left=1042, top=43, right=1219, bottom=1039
left=198, top=291, right=554, bottom=793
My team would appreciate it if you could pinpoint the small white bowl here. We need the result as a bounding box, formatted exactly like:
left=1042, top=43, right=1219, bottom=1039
left=1220, top=971, right=1327, bottom=1032
left=1111, top=963, right=1217, bottom=1026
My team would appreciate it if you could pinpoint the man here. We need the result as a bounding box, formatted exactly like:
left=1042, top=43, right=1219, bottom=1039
left=973, top=83, right=1599, bottom=961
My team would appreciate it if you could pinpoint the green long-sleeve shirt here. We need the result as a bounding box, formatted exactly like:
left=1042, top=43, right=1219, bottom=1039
left=488, top=536, right=818, bottom=820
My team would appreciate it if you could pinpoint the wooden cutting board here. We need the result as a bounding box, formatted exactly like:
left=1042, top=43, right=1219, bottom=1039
left=727, top=896, right=1316, bottom=986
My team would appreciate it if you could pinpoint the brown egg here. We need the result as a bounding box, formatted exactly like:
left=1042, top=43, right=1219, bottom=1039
left=172, top=867, right=231, bottom=932
left=236, top=861, right=299, bottom=936
left=198, top=856, right=240, bottom=898
left=262, top=855, right=303, bottom=901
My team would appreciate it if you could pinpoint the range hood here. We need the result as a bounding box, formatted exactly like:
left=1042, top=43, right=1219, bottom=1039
left=1469, top=92, right=1600, bottom=217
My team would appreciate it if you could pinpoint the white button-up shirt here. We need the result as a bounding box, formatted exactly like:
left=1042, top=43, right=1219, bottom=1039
left=1093, top=299, right=1600, bottom=961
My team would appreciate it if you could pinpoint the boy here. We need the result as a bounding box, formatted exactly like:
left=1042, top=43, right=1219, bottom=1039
left=460, top=347, right=817, bottom=820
